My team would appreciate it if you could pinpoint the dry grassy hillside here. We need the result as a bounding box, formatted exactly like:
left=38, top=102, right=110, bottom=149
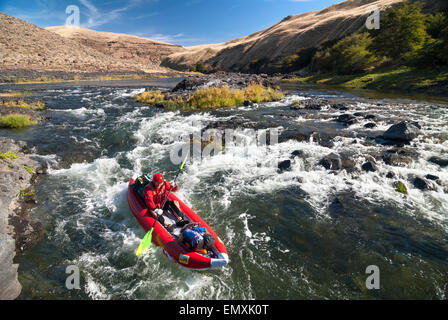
left=0, top=13, right=153, bottom=75
left=46, top=26, right=184, bottom=73
left=162, top=0, right=405, bottom=72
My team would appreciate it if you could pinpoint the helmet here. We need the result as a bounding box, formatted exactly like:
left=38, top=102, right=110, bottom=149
left=154, top=173, right=164, bottom=183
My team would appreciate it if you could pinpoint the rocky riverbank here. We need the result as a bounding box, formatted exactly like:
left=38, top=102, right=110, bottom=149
left=0, top=137, right=47, bottom=300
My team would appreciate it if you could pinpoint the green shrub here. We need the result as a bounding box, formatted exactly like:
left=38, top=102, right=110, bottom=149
left=135, top=90, right=166, bottom=105
left=136, top=83, right=284, bottom=110
left=1, top=114, right=37, bottom=128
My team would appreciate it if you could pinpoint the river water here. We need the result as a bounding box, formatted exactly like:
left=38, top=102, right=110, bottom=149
left=1, top=79, right=447, bottom=299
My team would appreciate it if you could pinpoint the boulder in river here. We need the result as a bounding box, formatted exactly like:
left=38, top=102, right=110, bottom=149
left=319, top=153, right=342, bottom=170
left=362, top=161, right=378, bottom=172
left=336, top=114, right=357, bottom=126
left=278, top=160, right=291, bottom=171
left=381, top=121, right=421, bottom=143
left=364, top=122, right=377, bottom=129
left=428, top=156, right=448, bottom=168
left=386, top=171, right=395, bottom=179
left=381, top=148, right=417, bottom=167
left=291, top=150, right=305, bottom=158
left=425, top=174, right=439, bottom=181
left=412, top=177, right=437, bottom=191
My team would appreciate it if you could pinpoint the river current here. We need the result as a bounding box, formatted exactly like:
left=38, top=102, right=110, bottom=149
left=1, top=79, right=447, bottom=299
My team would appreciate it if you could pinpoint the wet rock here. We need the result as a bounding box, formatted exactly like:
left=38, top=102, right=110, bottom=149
left=336, top=114, right=357, bottom=126
left=382, top=148, right=417, bottom=167
left=172, top=72, right=279, bottom=92
left=341, top=159, right=358, bottom=174
left=425, top=174, right=439, bottom=181
left=291, top=150, right=305, bottom=158
left=279, top=130, right=311, bottom=143
left=311, top=132, right=334, bottom=148
left=319, top=153, right=342, bottom=170
left=364, top=114, right=376, bottom=120
left=381, top=121, right=421, bottom=143
left=0, top=137, right=47, bottom=300
left=362, top=161, right=378, bottom=172
left=364, top=122, right=377, bottom=129
left=386, top=172, right=395, bottom=179
left=290, top=99, right=326, bottom=110
left=428, top=156, right=448, bottom=168
left=330, top=102, right=350, bottom=111
left=278, top=160, right=291, bottom=171
left=412, top=177, right=436, bottom=191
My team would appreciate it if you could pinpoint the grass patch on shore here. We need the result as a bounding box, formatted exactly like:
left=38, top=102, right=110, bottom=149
left=20, top=188, right=35, bottom=197
left=3, top=73, right=186, bottom=84
left=0, top=91, right=32, bottom=98
left=23, top=165, right=35, bottom=174
left=1, top=114, right=37, bottom=128
left=135, top=83, right=285, bottom=110
left=281, top=66, right=448, bottom=93
left=0, top=152, right=18, bottom=161
left=0, top=99, right=45, bottom=111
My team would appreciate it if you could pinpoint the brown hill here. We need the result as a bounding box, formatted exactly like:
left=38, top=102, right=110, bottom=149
left=0, top=12, right=166, bottom=76
left=162, top=0, right=406, bottom=72
left=46, top=26, right=184, bottom=73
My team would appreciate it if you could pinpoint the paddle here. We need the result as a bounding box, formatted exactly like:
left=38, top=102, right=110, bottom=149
left=135, top=151, right=189, bottom=257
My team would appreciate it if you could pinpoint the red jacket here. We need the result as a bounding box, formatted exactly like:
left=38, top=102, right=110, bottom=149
left=144, top=181, right=178, bottom=210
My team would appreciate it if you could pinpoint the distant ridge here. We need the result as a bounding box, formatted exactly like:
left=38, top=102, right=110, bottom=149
left=46, top=26, right=184, bottom=73
left=162, top=0, right=406, bottom=72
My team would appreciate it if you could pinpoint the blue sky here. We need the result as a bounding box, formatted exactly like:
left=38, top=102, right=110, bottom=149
left=0, top=0, right=342, bottom=46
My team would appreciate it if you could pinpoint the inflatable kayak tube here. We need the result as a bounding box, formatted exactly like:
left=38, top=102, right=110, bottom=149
left=127, top=179, right=229, bottom=270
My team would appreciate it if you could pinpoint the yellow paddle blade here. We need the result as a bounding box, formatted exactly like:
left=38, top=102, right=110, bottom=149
left=136, top=228, right=154, bottom=257
left=180, top=150, right=189, bottom=171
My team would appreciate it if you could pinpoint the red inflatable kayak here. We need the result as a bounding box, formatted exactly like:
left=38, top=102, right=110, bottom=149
left=127, top=178, right=229, bottom=270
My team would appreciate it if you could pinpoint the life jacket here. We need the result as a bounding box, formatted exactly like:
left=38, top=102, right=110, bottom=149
left=144, top=181, right=170, bottom=210
left=182, top=227, right=206, bottom=249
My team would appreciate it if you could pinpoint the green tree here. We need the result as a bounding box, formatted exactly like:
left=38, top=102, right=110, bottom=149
left=416, top=12, right=448, bottom=66
left=281, top=47, right=317, bottom=72
left=315, top=33, right=377, bottom=74
left=370, top=2, right=428, bottom=60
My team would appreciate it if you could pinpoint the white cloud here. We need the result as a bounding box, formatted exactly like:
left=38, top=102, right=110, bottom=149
left=79, top=0, right=147, bottom=28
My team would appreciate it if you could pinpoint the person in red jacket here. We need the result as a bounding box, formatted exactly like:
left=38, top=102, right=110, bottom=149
left=144, top=173, right=185, bottom=230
